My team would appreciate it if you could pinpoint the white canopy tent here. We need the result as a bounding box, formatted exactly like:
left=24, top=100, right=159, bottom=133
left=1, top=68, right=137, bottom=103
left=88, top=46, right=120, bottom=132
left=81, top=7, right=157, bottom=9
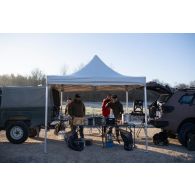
left=44, top=55, right=148, bottom=153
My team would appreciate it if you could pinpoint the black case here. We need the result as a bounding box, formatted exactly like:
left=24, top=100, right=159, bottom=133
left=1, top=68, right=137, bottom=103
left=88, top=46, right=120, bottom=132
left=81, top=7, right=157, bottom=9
left=106, top=118, right=115, bottom=125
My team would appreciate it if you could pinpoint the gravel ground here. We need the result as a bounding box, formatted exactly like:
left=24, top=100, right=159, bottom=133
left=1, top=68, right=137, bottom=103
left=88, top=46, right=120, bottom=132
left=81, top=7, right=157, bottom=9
left=0, top=128, right=195, bottom=163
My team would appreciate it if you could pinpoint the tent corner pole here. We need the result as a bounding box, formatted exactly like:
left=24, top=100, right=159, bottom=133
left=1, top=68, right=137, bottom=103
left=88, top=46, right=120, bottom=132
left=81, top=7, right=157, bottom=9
left=144, top=84, right=148, bottom=152
left=44, top=80, right=48, bottom=154
left=60, top=91, right=63, bottom=113
left=125, top=89, right=128, bottom=113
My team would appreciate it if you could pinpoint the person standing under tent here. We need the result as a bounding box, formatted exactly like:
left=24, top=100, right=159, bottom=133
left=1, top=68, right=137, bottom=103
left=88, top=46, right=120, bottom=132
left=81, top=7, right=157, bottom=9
left=102, top=94, right=112, bottom=117
left=102, top=94, right=112, bottom=131
left=64, top=97, right=73, bottom=131
left=106, top=95, right=124, bottom=138
left=65, top=97, right=72, bottom=115
left=69, top=94, right=86, bottom=139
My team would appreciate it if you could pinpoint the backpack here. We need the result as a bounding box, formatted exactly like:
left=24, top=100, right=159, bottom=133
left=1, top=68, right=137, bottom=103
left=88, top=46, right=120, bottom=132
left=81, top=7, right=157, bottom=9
left=153, top=131, right=169, bottom=145
left=67, top=133, right=85, bottom=152
left=119, top=129, right=133, bottom=151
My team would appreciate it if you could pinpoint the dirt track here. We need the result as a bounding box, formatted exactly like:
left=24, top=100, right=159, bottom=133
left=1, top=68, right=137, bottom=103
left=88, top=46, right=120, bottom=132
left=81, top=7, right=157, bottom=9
left=0, top=128, right=195, bottom=163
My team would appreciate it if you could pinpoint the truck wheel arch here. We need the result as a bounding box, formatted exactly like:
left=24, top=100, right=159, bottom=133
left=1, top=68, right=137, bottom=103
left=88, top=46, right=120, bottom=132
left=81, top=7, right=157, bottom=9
left=177, top=118, right=195, bottom=133
left=5, top=119, right=31, bottom=129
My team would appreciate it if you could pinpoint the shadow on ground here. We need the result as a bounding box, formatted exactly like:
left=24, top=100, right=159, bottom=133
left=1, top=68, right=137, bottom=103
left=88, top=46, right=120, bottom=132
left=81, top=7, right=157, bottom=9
left=0, top=129, right=195, bottom=163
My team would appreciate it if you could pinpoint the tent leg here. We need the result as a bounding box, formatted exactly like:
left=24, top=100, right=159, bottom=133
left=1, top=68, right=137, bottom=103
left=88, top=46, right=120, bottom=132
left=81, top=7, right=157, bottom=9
left=144, top=85, right=148, bottom=152
left=60, top=91, right=63, bottom=113
left=126, top=90, right=128, bottom=113
left=44, top=83, right=48, bottom=154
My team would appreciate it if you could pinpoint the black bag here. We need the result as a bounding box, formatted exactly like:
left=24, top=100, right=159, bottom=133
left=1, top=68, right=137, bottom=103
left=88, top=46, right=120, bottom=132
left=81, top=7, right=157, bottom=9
left=106, top=118, right=115, bottom=125
left=67, top=133, right=85, bottom=152
left=153, top=131, right=169, bottom=145
left=120, top=129, right=133, bottom=151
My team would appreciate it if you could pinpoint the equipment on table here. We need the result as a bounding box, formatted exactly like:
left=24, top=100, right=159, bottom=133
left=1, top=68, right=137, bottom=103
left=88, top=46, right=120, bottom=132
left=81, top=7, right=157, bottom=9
left=94, top=116, right=103, bottom=125
left=119, top=129, right=133, bottom=151
left=85, top=117, right=94, bottom=126
left=105, top=117, right=116, bottom=125
left=85, top=116, right=103, bottom=126
left=122, top=113, right=130, bottom=124
left=132, top=100, right=144, bottom=114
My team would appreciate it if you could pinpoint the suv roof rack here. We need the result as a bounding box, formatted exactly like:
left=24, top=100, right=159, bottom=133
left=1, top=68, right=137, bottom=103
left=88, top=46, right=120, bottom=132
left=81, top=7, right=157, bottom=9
left=179, top=87, right=195, bottom=92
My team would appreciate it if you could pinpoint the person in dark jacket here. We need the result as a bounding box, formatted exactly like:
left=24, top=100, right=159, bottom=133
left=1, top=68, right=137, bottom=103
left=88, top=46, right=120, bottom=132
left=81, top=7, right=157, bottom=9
left=69, top=94, right=85, bottom=139
left=106, top=95, right=124, bottom=120
left=106, top=95, right=124, bottom=138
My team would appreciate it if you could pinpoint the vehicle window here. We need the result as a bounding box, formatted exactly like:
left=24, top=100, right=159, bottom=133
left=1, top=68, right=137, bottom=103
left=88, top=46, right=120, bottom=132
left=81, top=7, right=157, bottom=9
left=157, top=94, right=170, bottom=103
left=179, top=94, right=194, bottom=104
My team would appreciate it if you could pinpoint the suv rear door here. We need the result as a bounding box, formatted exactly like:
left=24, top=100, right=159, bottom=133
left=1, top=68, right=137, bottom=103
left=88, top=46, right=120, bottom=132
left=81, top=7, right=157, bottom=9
left=146, top=82, right=173, bottom=95
left=177, top=92, right=195, bottom=119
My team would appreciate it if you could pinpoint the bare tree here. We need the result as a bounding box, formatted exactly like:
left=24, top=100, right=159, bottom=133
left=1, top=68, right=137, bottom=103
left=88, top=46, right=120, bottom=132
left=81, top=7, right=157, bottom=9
left=190, top=81, right=195, bottom=87
left=174, top=83, right=189, bottom=89
left=151, top=79, right=171, bottom=87
left=60, top=64, right=68, bottom=75
left=28, top=68, right=46, bottom=86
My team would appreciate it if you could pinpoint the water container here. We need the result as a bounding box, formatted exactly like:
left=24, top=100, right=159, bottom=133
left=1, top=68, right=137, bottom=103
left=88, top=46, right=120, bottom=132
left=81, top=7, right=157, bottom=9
left=105, top=134, right=113, bottom=148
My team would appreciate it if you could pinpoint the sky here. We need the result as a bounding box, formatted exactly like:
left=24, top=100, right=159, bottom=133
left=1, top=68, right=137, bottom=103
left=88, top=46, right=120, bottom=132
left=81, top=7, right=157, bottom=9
left=0, top=33, right=194, bottom=86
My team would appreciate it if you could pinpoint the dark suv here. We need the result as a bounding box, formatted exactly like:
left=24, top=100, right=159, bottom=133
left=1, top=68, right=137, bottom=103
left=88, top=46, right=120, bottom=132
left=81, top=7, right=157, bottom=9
left=147, top=82, right=195, bottom=149
left=0, top=86, right=60, bottom=144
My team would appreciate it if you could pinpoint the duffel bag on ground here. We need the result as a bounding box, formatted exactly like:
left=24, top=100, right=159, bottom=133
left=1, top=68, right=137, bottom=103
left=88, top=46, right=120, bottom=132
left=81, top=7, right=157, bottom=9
left=119, top=129, right=133, bottom=151
left=153, top=131, right=169, bottom=146
left=67, top=133, right=85, bottom=152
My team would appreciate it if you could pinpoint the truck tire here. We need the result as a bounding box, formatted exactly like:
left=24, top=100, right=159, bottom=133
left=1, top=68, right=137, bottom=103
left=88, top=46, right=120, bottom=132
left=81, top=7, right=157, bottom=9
left=29, top=128, right=39, bottom=138
left=187, top=133, right=195, bottom=151
left=178, top=122, right=195, bottom=146
left=6, top=121, right=29, bottom=144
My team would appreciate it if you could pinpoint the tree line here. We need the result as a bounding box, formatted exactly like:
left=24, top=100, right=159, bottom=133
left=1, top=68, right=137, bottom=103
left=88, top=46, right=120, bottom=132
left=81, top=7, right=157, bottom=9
left=0, top=68, right=194, bottom=102
left=0, top=69, right=46, bottom=86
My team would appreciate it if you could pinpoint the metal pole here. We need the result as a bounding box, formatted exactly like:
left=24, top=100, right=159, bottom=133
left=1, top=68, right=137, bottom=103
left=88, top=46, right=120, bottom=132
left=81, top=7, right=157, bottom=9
left=144, top=84, right=148, bottom=151
left=44, top=78, right=48, bottom=154
left=126, top=90, right=128, bottom=113
left=60, top=91, right=63, bottom=113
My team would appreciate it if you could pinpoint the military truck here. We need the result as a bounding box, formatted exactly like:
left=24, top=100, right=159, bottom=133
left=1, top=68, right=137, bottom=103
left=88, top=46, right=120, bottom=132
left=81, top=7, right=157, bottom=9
left=0, top=86, right=60, bottom=144
left=147, top=82, right=195, bottom=149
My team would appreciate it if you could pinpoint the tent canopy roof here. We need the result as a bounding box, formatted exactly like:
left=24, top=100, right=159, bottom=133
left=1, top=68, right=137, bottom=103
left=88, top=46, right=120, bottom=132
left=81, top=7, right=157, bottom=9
left=47, top=55, right=146, bottom=92
left=71, top=55, right=124, bottom=77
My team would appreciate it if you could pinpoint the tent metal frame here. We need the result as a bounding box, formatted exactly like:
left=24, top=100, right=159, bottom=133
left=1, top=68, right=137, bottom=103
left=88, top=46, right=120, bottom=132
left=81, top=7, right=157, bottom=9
left=44, top=78, right=148, bottom=153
